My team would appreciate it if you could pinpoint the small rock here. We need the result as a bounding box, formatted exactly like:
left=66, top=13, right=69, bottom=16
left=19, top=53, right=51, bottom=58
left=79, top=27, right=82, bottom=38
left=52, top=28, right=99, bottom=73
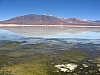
left=97, top=64, right=100, bottom=67
left=80, top=68, right=83, bottom=69
left=60, top=68, right=68, bottom=72
left=82, top=64, right=88, bottom=67
left=55, top=63, right=77, bottom=72
left=65, top=63, right=77, bottom=71
left=85, top=72, right=88, bottom=74
left=98, top=68, right=100, bottom=71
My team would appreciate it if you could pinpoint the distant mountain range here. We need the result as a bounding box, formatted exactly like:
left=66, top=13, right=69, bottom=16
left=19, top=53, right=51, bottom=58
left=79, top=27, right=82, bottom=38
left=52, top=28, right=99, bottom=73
left=93, top=20, right=100, bottom=23
left=0, top=14, right=100, bottom=25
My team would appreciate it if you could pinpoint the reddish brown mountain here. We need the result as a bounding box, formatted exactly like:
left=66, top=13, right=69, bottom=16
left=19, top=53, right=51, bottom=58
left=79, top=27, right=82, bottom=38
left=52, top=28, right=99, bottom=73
left=0, top=14, right=100, bottom=25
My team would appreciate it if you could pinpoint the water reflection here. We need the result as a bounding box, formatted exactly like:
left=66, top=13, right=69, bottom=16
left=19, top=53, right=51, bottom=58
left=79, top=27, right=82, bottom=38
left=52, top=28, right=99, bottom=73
left=0, top=26, right=100, bottom=39
left=0, top=26, right=100, bottom=75
left=0, top=29, right=25, bottom=41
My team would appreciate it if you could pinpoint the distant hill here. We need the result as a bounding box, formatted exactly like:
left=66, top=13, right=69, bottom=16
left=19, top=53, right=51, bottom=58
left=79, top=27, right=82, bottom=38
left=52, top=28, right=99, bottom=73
left=0, top=14, right=100, bottom=25
left=92, top=20, right=100, bottom=23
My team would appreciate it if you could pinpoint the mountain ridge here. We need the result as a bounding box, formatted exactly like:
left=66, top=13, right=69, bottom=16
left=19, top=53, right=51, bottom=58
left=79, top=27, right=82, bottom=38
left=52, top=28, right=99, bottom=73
left=0, top=14, right=100, bottom=25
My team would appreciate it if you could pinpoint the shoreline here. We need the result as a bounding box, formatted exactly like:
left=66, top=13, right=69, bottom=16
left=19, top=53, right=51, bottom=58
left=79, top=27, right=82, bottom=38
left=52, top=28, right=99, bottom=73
left=0, top=24, right=100, bottom=27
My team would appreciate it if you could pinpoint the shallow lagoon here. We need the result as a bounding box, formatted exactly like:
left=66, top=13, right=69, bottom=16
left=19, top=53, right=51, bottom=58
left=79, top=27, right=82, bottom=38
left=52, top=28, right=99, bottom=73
left=0, top=26, right=100, bottom=75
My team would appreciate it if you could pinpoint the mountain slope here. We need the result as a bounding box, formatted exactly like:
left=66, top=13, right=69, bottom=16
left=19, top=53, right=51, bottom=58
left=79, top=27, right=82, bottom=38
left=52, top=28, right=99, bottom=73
left=0, top=14, right=100, bottom=25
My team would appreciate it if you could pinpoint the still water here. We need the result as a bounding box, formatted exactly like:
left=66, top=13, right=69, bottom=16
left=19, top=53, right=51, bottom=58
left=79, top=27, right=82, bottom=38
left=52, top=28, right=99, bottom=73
left=0, top=26, right=100, bottom=75
left=0, top=26, right=100, bottom=39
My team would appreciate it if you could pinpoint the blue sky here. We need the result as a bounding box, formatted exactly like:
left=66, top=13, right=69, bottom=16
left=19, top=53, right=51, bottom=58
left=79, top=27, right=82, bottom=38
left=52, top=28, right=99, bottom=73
left=0, top=0, right=100, bottom=21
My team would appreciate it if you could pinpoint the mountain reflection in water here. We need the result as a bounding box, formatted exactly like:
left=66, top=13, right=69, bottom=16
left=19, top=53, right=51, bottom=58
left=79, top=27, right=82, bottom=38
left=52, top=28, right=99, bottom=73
left=0, top=26, right=100, bottom=39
